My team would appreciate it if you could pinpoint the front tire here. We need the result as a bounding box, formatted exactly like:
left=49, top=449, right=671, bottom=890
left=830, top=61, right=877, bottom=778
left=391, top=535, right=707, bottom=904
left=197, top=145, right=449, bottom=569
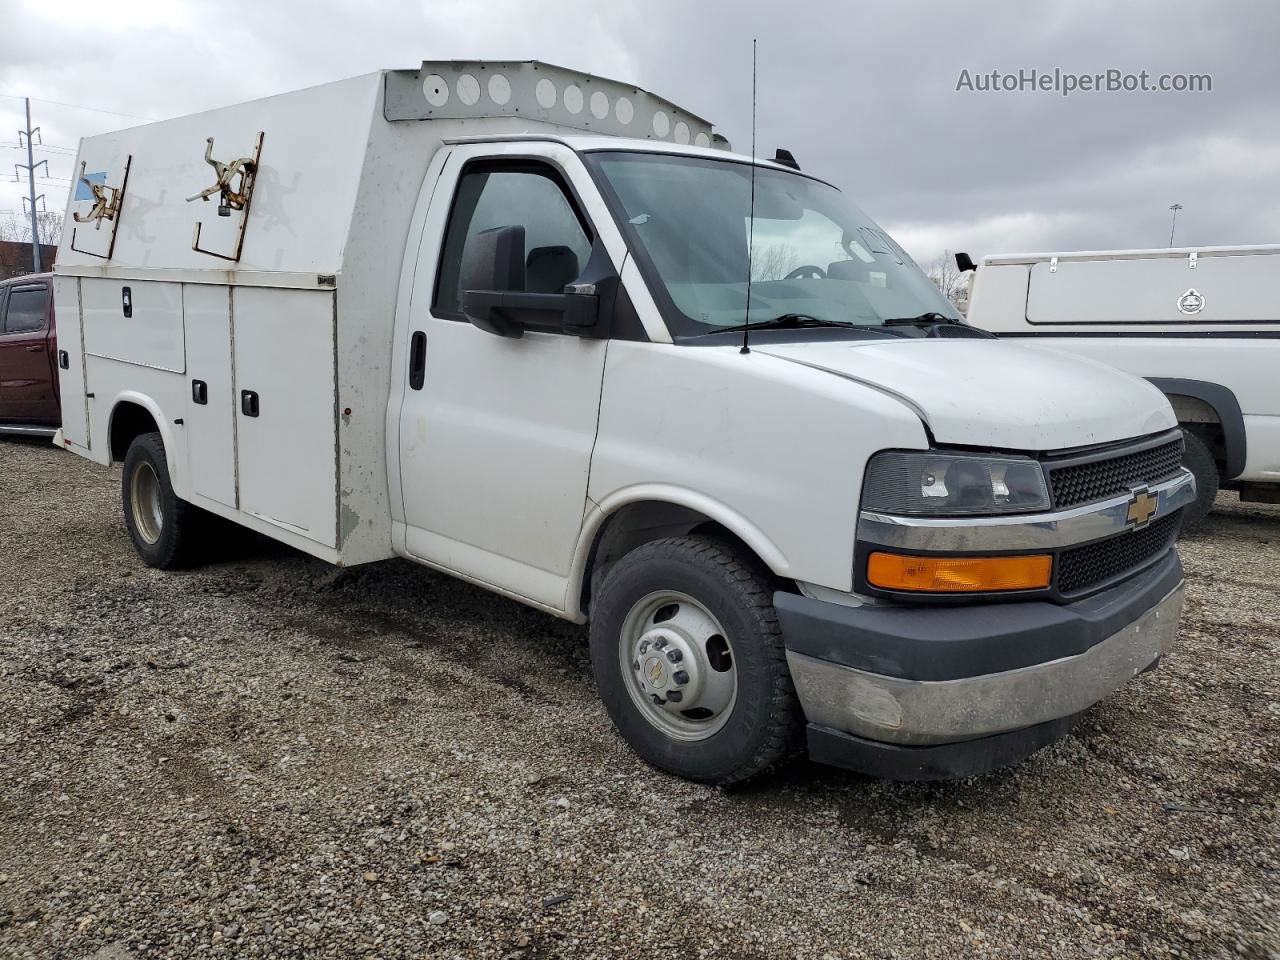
left=1179, top=428, right=1219, bottom=535
left=121, top=432, right=201, bottom=569
left=589, top=536, right=803, bottom=785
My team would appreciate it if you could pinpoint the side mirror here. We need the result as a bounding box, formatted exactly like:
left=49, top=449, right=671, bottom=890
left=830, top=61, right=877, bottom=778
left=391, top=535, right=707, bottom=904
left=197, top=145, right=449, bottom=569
left=955, top=251, right=977, bottom=273
left=461, top=229, right=615, bottom=339
left=461, top=226, right=528, bottom=338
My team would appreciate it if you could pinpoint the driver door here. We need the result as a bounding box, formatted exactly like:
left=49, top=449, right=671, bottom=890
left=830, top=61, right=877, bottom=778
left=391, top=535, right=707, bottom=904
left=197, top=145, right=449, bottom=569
left=396, top=143, right=613, bottom=611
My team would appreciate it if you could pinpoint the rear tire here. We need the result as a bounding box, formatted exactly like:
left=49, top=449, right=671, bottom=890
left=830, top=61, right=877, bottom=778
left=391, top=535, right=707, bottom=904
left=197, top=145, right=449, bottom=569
left=1179, top=428, right=1219, bottom=535
left=589, top=535, right=803, bottom=786
left=121, top=432, right=201, bottom=569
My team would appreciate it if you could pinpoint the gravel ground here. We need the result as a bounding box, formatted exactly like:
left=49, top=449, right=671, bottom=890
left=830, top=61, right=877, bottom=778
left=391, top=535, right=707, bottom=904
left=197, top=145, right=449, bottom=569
left=0, top=437, right=1276, bottom=960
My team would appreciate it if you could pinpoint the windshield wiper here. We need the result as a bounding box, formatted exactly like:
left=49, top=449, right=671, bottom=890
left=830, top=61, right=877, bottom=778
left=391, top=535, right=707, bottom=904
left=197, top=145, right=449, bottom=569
left=718, top=313, right=863, bottom=333
left=882, top=312, right=966, bottom=327
left=880, top=312, right=996, bottom=339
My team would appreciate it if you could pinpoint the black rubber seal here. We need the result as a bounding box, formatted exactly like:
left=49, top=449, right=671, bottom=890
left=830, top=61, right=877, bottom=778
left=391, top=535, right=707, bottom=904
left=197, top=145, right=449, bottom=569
left=775, top=550, right=1181, bottom=682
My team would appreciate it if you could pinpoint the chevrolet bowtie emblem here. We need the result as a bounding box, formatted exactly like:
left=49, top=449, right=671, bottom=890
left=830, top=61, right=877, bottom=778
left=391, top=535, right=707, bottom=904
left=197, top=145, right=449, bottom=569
left=1126, top=487, right=1158, bottom=529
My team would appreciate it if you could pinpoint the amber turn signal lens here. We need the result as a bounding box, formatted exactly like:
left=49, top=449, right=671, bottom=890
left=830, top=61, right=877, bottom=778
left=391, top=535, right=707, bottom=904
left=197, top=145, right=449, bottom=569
left=867, top=552, right=1052, bottom=593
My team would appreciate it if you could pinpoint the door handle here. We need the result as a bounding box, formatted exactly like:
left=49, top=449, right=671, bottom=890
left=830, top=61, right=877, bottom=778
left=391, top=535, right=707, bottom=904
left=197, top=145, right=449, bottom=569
left=58, top=350, right=69, bottom=370
left=408, top=331, right=427, bottom=390
left=192, top=380, right=208, bottom=405
left=25, top=345, right=44, bottom=352
left=240, top=390, right=260, bottom=417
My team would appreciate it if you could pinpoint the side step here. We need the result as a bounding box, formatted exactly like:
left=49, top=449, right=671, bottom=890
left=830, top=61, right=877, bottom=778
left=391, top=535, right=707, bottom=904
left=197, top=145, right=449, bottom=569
left=0, top=423, right=57, bottom=438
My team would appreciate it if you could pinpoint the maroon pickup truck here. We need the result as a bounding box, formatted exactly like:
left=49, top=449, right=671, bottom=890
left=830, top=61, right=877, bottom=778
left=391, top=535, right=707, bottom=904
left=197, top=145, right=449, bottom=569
left=0, top=273, right=59, bottom=437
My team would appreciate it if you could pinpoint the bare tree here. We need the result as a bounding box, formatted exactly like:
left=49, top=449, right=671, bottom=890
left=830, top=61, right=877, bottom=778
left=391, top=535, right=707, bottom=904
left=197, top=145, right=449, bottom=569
left=36, top=209, right=63, bottom=247
left=928, top=249, right=970, bottom=313
left=751, top=243, right=799, bottom=281
left=0, top=210, right=63, bottom=247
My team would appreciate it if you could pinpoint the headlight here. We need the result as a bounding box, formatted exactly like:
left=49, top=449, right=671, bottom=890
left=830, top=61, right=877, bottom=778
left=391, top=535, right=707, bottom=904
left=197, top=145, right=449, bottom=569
left=862, top=451, right=1051, bottom=516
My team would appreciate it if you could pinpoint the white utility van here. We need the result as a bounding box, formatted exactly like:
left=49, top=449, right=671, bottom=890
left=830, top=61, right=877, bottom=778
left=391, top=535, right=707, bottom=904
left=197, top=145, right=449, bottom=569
left=965, top=244, right=1280, bottom=528
left=52, top=62, right=1193, bottom=784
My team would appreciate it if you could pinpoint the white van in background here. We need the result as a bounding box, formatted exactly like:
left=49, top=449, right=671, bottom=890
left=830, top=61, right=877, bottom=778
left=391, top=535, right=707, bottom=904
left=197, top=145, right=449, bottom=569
left=965, top=244, right=1280, bottom=529
left=51, top=62, right=1193, bottom=785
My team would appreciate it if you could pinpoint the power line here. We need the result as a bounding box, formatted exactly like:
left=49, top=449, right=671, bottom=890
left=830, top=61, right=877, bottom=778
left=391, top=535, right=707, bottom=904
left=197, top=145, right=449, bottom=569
left=0, top=92, right=157, bottom=123
left=1, top=141, right=75, bottom=154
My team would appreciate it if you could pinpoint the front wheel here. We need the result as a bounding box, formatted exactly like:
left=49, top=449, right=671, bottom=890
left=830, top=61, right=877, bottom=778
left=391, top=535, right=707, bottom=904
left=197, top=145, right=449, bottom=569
left=121, top=432, right=201, bottom=569
left=1179, top=428, right=1219, bottom=535
left=589, top=536, right=803, bottom=785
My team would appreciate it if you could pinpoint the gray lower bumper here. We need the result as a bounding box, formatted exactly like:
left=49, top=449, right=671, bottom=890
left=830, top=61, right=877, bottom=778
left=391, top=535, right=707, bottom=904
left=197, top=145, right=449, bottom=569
left=787, top=582, right=1184, bottom=746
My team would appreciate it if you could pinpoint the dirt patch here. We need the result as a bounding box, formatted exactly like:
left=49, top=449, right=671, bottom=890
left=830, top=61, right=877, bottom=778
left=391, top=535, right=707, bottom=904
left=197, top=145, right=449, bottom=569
left=0, top=438, right=1276, bottom=959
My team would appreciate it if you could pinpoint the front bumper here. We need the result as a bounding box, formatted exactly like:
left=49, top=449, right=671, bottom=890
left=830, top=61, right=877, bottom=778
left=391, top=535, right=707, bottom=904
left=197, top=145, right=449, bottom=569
left=775, top=550, right=1184, bottom=779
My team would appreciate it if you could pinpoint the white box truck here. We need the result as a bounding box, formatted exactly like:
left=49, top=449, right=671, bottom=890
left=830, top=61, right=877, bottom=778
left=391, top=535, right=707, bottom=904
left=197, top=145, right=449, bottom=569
left=51, top=62, right=1194, bottom=784
left=965, top=244, right=1280, bottom=528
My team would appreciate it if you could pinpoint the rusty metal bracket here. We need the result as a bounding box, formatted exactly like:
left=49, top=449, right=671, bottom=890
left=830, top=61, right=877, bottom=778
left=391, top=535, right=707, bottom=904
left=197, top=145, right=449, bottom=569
left=70, top=156, right=132, bottom=260
left=187, top=132, right=264, bottom=263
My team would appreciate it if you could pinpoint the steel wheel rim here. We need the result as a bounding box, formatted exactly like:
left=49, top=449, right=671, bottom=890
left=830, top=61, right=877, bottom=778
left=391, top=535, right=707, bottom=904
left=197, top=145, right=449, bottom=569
left=130, top=462, right=163, bottom=545
left=618, top=590, right=738, bottom=742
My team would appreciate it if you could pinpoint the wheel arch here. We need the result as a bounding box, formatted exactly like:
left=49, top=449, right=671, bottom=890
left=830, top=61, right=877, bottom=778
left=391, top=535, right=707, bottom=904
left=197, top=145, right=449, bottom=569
left=567, top=486, right=791, bottom=622
left=107, top=392, right=175, bottom=468
left=1146, top=377, right=1247, bottom=480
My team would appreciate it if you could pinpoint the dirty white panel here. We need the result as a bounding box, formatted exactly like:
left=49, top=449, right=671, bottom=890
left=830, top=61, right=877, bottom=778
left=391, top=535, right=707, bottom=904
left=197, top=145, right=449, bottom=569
left=183, top=284, right=237, bottom=508
left=232, top=287, right=337, bottom=547
left=82, top=278, right=185, bottom=372
left=57, top=73, right=381, bottom=276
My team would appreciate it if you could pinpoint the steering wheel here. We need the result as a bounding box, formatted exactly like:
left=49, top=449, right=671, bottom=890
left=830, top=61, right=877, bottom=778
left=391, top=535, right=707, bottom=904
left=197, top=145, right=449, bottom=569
left=784, top=264, right=826, bottom=280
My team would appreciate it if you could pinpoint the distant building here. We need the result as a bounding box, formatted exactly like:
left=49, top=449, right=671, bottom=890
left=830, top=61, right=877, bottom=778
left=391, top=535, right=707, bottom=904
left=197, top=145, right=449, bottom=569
left=0, top=241, right=57, bottom=280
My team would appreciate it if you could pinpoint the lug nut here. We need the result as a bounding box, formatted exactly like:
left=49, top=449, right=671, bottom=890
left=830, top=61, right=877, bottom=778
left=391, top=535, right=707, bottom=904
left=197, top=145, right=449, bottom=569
left=666, top=690, right=683, bottom=703
left=650, top=693, right=666, bottom=705
left=638, top=640, right=650, bottom=654
left=665, top=649, right=683, bottom=663
left=631, top=660, right=640, bottom=671
left=653, top=637, right=668, bottom=649
left=672, top=670, right=689, bottom=685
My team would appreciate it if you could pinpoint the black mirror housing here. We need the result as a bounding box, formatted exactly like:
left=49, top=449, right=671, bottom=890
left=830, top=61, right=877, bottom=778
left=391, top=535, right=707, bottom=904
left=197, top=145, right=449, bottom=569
left=461, top=225, right=525, bottom=295
left=955, top=251, right=977, bottom=273
left=462, top=233, right=618, bottom=340
left=460, top=225, right=528, bottom=337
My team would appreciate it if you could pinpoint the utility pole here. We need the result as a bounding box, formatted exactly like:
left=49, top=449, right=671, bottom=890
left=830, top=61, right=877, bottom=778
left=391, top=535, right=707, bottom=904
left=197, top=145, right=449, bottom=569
left=15, top=98, right=48, bottom=274
left=1168, top=203, right=1183, bottom=248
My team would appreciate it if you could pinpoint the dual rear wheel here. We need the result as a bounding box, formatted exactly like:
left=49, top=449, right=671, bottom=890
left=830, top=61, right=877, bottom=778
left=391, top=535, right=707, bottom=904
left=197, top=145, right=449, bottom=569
left=121, top=432, right=202, bottom=569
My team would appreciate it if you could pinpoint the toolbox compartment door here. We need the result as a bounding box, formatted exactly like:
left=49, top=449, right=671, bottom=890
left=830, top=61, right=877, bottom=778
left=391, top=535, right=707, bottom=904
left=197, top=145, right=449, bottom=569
left=183, top=284, right=237, bottom=509
left=232, top=287, right=337, bottom=547
left=1026, top=251, right=1280, bottom=325
left=52, top=276, right=90, bottom=448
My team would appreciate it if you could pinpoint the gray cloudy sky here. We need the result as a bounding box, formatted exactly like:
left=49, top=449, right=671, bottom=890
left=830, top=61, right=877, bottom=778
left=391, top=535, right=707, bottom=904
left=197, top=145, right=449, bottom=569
left=2, top=0, right=1278, bottom=266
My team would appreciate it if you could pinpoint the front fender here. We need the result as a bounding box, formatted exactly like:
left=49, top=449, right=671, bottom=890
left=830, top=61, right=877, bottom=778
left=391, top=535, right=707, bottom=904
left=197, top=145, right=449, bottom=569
left=565, top=484, right=792, bottom=620
left=1147, top=377, right=1247, bottom=479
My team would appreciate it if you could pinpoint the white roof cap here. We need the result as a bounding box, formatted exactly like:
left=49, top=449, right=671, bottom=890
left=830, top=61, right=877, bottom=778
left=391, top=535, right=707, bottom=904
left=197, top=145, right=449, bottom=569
left=385, top=60, right=728, bottom=149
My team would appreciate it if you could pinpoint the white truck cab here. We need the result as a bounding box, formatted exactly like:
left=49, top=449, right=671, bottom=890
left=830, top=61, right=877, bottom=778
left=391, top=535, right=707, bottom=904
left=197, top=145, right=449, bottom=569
left=52, top=62, right=1192, bottom=783
left=965, top=244, right=1280, bottom=528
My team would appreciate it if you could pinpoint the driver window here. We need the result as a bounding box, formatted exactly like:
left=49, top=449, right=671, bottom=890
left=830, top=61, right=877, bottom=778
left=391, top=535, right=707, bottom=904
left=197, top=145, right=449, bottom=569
left=434, top=163, right=593, bottom=318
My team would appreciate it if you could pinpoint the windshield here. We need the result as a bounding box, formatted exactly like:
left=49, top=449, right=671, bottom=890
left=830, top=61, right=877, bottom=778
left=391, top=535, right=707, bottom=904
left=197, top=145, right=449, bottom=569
left=587, top=151, right=961, bottom=337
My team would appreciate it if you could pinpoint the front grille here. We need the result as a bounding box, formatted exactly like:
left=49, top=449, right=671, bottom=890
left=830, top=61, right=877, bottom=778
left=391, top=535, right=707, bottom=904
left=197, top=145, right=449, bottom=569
left=1057, top=511, right=1180, bottom=595
left=1048, top=435, right=1185, bottom=508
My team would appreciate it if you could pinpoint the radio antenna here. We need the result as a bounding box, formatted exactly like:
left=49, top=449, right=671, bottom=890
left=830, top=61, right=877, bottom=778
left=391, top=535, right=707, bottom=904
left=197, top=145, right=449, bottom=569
left=741, top=38, right=758, bottom=355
